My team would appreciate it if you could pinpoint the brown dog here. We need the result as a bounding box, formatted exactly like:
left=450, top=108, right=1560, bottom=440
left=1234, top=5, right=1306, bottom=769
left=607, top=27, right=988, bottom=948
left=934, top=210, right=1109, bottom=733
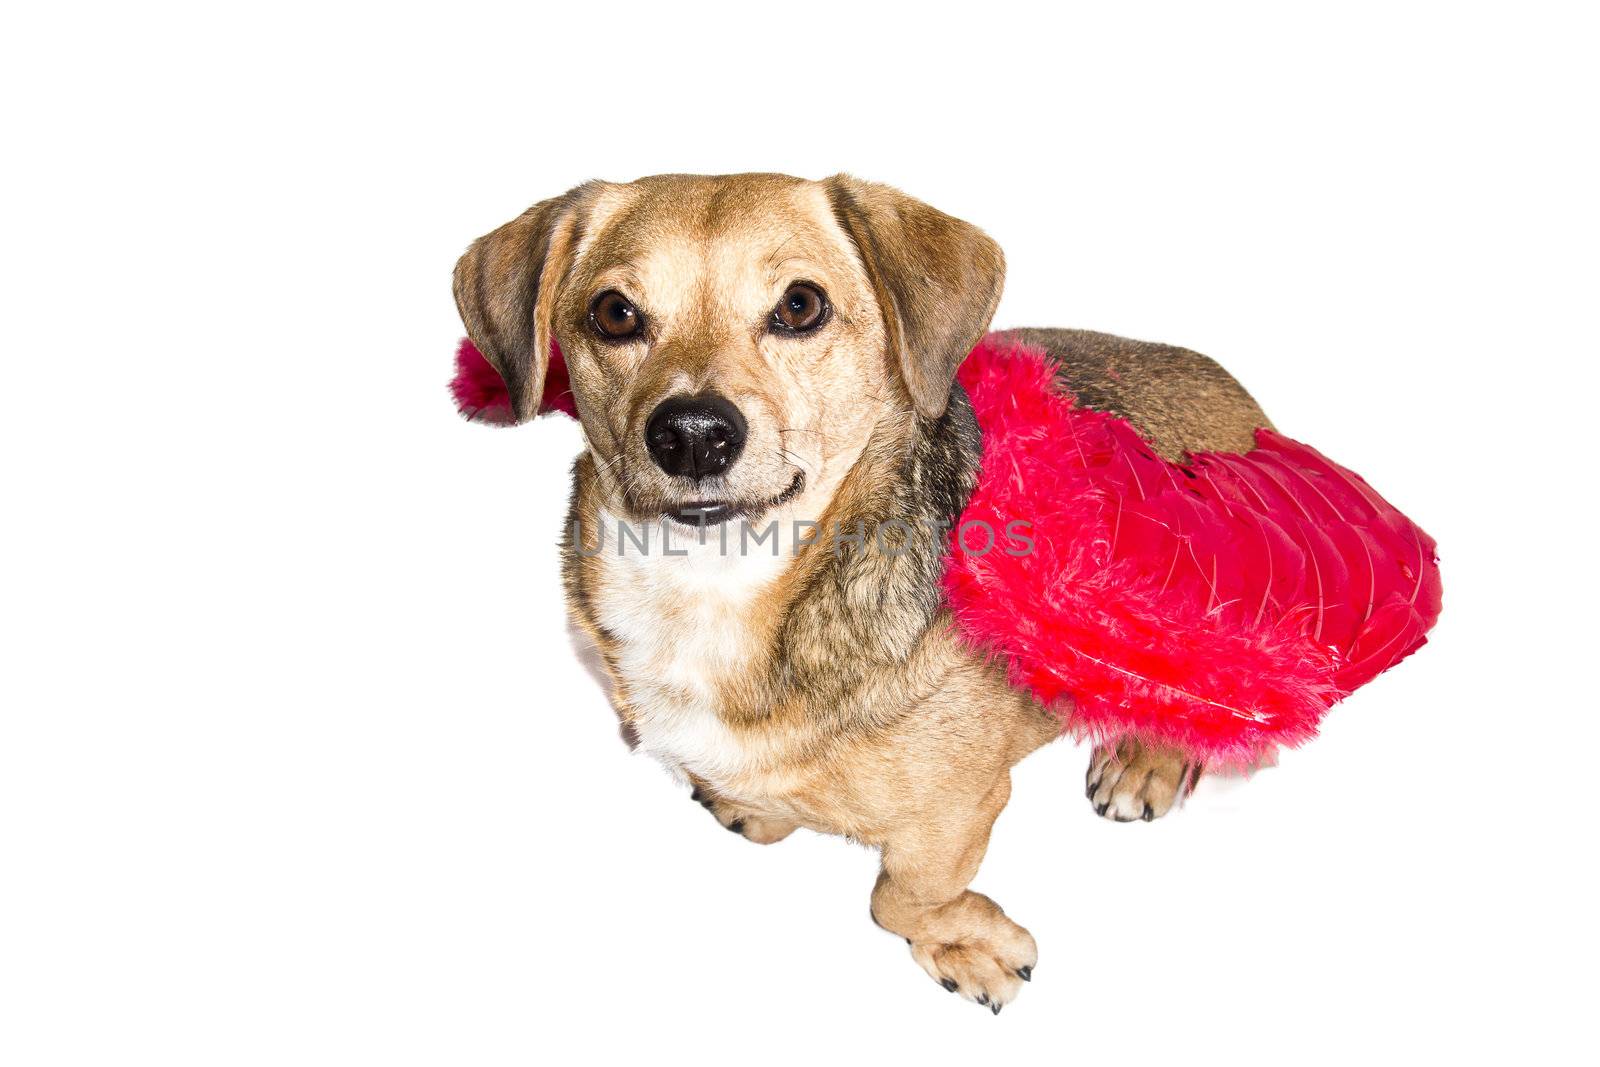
left=453, top=173, right=1269, bottom=1012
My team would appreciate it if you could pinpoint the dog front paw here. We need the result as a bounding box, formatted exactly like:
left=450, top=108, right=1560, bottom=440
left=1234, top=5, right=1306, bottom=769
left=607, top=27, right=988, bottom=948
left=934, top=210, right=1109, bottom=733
left=908, top=902, right=1037, bottom=1014
left=690, top=785, right=797, bottom=844
left=1086, top=738, right=1198, bottom=822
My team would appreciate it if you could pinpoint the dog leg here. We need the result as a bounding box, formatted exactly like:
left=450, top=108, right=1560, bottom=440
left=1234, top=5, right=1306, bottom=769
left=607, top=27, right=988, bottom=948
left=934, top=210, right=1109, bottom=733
left=687, top=777, right=798, bottom=845
left=1085, top=736, right=1197, bottom=821
left=870, top=774, right=1036, bottom=1013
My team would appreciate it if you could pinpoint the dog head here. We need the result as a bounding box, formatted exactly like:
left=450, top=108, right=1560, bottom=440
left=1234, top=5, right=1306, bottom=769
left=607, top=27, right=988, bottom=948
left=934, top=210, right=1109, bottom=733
left=453, top=173, right=1003, bottom=527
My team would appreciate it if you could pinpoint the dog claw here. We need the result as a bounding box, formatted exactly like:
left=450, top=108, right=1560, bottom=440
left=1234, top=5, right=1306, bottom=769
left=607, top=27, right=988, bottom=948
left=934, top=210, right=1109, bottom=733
left=1016, top=965, right=1032, bottom=981
left=976, top=993, right=989, bottom=1005
left=991, top=1002, right=1002, bottom=1015
left=940, top=978, right=959, bottom=993
left=1141, top=804, right=1154, bottom=822
left=727, top=818, right=745, bottom=834
left=1095, top=801, right=1109, bottom=816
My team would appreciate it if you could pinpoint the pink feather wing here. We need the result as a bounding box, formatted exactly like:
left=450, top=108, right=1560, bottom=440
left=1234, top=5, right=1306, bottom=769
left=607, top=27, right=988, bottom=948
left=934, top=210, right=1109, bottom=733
left=450, top=338, right=577, bottom=423
left=946, top=335, right=1442, bottom=768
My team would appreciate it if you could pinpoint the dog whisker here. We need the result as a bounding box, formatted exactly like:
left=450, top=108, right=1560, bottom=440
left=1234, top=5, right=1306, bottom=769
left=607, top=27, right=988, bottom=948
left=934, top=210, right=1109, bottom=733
left=590, top=450, right=629, bottom=490
left=774, top=447, right=814, bottom=476
left=777, top=426, right=839, bottom=446
left=765, top=231, right=800, bottom=267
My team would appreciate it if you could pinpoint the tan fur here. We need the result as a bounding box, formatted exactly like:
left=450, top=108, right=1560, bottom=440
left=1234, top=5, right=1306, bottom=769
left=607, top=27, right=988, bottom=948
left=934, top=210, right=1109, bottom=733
left=1006, top=327, right=1271, bottom=460
left=455, top=173, right=1271, bottom=1011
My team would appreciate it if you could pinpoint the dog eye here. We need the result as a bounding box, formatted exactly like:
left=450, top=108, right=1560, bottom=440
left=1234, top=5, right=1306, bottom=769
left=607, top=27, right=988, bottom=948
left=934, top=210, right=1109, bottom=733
left=772, top=283, right=828, bottom=333
left=589, top=290, right=643, bottom=340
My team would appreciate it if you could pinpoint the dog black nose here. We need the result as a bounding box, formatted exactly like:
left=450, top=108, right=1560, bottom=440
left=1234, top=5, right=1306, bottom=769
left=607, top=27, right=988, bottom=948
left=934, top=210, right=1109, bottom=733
left=644, top=394, right=747, bottom=480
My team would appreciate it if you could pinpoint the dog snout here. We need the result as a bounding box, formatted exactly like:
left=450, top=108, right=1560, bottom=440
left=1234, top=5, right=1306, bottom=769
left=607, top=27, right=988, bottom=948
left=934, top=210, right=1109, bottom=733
left=644, top=394, right=747, bottom=480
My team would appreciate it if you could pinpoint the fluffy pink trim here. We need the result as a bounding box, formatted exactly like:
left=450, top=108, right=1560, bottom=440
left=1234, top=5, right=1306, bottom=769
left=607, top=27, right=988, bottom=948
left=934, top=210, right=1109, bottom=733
left=946, top=335, right=1441, bottom=767
left=451, top=338, right=576, bottom=423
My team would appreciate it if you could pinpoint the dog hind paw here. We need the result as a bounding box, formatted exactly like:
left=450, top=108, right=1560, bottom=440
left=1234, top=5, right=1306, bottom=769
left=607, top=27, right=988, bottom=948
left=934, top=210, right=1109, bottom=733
left=1086, top=738, right=1198, bottom=822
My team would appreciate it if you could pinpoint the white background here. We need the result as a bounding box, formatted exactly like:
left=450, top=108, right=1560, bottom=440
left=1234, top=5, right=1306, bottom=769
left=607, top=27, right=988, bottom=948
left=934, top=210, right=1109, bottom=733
left=3, top=3, right=1596, bottom=1063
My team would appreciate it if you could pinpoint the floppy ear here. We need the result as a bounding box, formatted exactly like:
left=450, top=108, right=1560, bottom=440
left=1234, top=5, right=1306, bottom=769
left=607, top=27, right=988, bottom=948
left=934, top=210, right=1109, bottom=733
left=452, top=186, right=590, bottom=424
left=824, top=175, right=1005, bottom=419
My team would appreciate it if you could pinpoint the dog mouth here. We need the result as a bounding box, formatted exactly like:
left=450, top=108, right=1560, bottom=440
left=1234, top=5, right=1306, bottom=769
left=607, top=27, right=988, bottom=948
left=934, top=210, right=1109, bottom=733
left=665, top=471, right=805, bottom=527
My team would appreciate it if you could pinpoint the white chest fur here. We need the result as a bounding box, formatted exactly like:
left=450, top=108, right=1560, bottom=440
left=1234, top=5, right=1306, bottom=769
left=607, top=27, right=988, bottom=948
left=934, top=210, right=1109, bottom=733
left=589, top=512, right=790, bottom=783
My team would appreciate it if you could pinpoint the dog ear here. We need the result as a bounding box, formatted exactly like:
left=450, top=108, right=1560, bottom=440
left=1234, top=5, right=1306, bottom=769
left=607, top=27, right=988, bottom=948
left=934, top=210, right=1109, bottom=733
left=452, top=185, right=591, bottom=424
left=824, top=175, right=1005, bottom=419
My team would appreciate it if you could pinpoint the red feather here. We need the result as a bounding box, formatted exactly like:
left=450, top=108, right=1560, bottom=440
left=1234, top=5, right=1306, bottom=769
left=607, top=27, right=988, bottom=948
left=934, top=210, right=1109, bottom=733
left=450, top=338, right=576, bottom=423
left=946, top=335, right=1442, bottom=767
